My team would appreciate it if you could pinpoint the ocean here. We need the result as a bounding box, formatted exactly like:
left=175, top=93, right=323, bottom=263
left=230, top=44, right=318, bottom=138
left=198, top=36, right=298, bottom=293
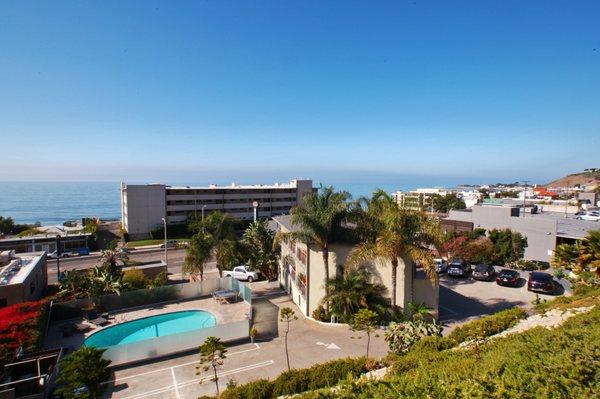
left=0, top=176, right=476, bottom=225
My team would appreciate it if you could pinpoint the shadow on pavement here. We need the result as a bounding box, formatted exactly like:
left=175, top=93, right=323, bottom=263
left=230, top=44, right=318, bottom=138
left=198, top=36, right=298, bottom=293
left=439, top=285, right=527, bottom=326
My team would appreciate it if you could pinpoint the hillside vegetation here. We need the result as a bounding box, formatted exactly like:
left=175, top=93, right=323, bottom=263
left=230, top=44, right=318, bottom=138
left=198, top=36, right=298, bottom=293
left=546, top=170, right=600, bottom=189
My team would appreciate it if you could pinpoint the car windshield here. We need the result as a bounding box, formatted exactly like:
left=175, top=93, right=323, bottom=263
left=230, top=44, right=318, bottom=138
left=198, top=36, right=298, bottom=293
left=475, top=265, right=488, bottom=272
left=499, top=270, right=516, bottom=277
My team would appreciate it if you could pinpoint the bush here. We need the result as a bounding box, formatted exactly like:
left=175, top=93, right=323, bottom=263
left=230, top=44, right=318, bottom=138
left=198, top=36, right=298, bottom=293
left=411, top=336, right=456, bottom=353
left=312, top=305, right=329, bottom=322
left=0, top=300, right=47, bottom=367
left=384, top=320, right=443, bottom=354
left=511, top=259, right=550, bottom=271
left=220, top=358, right=368, bottom=399
left=151, top=271, right=169, bottom=287
left=123, top=268, right=148, bottom=289
left=448, top=307, right=527, bottom=343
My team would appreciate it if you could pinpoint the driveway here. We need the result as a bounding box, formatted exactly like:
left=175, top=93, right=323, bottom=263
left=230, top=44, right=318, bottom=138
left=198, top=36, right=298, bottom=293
left=439, top=268, right=564, bottom=331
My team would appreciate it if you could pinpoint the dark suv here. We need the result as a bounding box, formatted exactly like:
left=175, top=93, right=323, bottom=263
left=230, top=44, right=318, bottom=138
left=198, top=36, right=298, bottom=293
left=447, top=260, right=471, bottom=277
left=527, top=272, right=556, bottom=295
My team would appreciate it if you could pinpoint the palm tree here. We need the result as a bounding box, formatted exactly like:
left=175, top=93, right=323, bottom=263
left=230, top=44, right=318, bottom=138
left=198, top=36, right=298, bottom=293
left=324, top=269, right=388, bottom=322
left=243, top=220, right=280, bottom=281
left=577, top=230, right=600, bottom=275
left=99, top=248, right=129, bottom=276
left=348, top=190, right=443, bottom=307
left=183, top=232, right=212, bottom=281
left=551, top=243, right=579, bottom=270
left=290, top=186, right=351, bottom=312
left=201, top=211, right=240, bottom=277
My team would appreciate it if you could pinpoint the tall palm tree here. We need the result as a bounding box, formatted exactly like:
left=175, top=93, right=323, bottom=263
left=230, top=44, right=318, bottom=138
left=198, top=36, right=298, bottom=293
left=577, top=230, right=600, bottom=276
left=183, top=232, right=213, bottom=280
left=290, top=186, right=351, bottom=312
left=551, top=243, right=579, bottom=270
left=243, top=220, right=280, bottom=281
left=347, top=190, right=443, bottom=307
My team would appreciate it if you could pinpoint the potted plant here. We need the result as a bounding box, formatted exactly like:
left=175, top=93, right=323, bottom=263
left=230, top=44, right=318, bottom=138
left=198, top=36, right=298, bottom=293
left=249, top=326, right=258, bottom=343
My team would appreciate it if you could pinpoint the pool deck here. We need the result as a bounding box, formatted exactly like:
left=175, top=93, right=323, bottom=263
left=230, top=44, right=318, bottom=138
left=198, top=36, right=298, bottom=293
left=45, top=296, right=250, bottom=353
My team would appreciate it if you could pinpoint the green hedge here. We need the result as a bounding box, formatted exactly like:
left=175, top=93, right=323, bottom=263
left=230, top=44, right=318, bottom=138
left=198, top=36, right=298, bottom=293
left=219, top=357, right=368, bottom=399
left=447, top=307, right=527, bottom=343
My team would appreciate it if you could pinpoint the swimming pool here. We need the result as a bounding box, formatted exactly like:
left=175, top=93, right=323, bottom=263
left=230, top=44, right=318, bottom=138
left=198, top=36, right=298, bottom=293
left=84, top=310, right=216, bottom=348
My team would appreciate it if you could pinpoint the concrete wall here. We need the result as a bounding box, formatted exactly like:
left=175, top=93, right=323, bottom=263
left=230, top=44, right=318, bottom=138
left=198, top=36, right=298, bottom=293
left=121, top=185, right=167, bottom=239
left=448, top=206, right=557, bottom=262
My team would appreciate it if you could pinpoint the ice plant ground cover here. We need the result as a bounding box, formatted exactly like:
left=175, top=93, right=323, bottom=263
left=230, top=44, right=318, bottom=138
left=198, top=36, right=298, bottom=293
left=0, top=300, right=47, bottom=367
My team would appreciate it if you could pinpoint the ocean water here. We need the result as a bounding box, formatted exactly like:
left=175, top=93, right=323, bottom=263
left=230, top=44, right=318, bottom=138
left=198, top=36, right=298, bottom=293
left=0, top=176, right=472, bottom=225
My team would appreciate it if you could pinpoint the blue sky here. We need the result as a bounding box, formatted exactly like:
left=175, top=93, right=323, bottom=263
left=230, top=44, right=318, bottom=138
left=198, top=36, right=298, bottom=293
left=1, top=1, right=599, bottom=184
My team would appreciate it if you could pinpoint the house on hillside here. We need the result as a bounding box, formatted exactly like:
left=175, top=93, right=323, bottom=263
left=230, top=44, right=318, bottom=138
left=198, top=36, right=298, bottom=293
left=272, top=215, right=439, bottom=320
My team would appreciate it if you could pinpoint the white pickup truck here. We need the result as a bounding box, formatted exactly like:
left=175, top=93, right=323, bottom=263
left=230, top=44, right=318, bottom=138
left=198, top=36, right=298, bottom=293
left=223, top=266, right=260, bottom=282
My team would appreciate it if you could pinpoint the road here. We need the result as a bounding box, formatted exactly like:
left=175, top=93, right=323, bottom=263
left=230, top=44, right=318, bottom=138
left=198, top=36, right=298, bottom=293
left=47, top=248, right=219, bottom=284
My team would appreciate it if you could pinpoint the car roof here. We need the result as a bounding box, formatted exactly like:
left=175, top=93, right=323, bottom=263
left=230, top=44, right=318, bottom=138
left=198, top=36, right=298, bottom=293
left=499, top=269, right=518, bottom=274
left=530, top=271, right=552, bottom=279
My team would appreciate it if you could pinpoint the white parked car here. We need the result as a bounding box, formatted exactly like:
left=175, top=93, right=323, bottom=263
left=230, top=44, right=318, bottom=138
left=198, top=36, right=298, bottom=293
left=576, top=212, right=600, bottom=222
left=223, top=266, right=260, bottom=282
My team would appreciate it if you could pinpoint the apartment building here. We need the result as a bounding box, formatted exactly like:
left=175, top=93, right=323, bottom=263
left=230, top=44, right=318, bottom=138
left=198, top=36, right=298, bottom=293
left=393, top=188, right=449, bottom=211
left=273, top=215, right=438, bottom=319
left=121, top=179, right=313, bottom=239
left=0, top=251, right=47, bottom=308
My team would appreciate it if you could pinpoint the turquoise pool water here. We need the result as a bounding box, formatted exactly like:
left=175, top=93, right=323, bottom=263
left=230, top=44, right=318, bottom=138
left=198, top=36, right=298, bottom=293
left=84, top=310, right=216, bottom=348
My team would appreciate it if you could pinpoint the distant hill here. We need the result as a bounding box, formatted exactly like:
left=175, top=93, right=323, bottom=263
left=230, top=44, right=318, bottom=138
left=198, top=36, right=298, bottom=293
left=545, top=169, right=600, bottom=190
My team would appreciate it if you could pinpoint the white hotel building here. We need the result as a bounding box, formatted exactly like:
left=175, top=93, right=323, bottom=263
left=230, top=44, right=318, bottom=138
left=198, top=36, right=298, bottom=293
left=120, top=179, right=313, bottom=239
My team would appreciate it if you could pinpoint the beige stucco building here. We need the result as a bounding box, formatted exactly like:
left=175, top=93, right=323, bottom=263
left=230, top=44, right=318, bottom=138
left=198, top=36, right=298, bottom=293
left=273, top=215, right=438, bottom=320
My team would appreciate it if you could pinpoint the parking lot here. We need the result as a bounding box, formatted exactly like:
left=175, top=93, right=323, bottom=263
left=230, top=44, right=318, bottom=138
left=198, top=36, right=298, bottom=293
left=438, top=267, right=565, bottom=330
left=103, top=282, right=388, bottom=398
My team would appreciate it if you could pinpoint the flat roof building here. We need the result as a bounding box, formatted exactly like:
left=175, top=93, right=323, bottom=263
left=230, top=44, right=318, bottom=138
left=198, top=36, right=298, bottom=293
left=121, top=179, right=313, bottom=239
left=0, top=251, right=47, bottom=308
left=443, top=203, right=599, bottom=263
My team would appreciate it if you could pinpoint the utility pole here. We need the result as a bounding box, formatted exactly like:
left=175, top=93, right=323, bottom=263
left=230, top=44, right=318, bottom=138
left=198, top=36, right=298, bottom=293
left=522, top=180, right=530, bottom=217
left=565, top=186, right=569, bottom=218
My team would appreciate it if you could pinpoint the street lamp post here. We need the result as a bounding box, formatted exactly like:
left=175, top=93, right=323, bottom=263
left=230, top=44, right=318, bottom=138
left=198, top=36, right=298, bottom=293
left=252, top=201, right=259, bottom=222
left=55, top=235, right=61, bottom=281
left=161, top=218, right=168, bottom=271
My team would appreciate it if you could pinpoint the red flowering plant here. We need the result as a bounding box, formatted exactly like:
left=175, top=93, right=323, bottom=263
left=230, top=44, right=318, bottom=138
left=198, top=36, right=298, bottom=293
left=0, top=300, right=47, bottom=367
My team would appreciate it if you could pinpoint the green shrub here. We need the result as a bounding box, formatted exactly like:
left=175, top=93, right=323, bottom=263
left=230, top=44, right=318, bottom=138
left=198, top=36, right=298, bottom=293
left=448, top=307, right=527, bottom=343
left=511, top=259, right=549, bottom=271
left=312, top=305, right=329, bottom=322
left=151, top=271, right=169, bottom=287
left=220, top=358, right=368, bottom=399
left=122, top=268, right=148, bottom=290
left=384, top=320, right=443, bottom=354
left=411, top=336, right=456, bottom=353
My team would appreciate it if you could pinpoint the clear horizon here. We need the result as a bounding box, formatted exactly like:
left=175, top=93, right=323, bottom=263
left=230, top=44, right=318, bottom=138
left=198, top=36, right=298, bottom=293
left=1, top=1, right=599, bottom=182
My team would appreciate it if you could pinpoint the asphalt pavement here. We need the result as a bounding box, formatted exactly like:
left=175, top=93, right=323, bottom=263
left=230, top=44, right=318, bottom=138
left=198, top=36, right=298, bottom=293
left=46, top=248, right=219, bottom=284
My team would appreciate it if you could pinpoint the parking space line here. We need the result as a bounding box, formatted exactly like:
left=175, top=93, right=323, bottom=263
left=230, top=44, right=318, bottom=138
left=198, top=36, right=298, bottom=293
left=171, top=367, right=180, bottom=399
left=106, top=343, right=261, bottom=384
left=439, top=305, right=459, bottom=316
left=118, top=360, right=274, bottom=399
